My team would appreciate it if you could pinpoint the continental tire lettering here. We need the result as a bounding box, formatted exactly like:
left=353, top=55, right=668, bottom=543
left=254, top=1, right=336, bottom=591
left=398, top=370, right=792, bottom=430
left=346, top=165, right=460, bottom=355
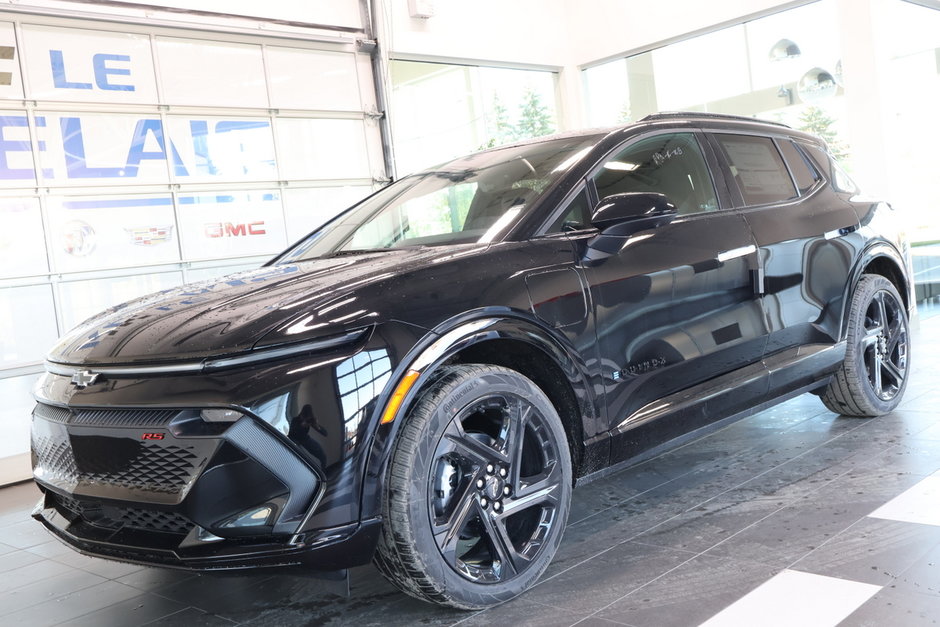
left=443, top=380, right=479, bottom=415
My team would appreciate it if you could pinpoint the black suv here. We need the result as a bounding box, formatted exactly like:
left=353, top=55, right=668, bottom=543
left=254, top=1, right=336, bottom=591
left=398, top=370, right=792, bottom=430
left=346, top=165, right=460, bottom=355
left=30, top=112, right=913, bottom=609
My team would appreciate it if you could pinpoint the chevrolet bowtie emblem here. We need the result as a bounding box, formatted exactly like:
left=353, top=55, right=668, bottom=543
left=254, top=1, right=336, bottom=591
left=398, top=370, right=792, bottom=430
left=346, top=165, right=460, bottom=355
left=70, top=370, right=100, bottom=388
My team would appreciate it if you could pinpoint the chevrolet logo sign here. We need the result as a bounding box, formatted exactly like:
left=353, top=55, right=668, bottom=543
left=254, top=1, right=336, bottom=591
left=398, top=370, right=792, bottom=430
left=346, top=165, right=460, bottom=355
left=70, top=370, right=100, bottom=388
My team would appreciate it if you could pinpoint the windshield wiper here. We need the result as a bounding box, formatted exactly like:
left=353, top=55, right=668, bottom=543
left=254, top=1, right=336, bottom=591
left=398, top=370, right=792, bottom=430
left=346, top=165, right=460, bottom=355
left=328, top=248, right=399, bottom=257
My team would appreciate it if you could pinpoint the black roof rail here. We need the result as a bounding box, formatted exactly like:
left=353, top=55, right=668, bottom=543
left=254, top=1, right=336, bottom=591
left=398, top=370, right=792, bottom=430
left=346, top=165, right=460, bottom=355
left=640, top=111, right=791, bottom=129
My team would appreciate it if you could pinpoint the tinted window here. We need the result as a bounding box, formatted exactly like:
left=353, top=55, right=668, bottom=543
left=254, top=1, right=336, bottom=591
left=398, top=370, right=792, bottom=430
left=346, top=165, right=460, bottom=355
left=592, top=133, right=718, bottom=216
left=800, top=142, right=859, bottom=193
left=277, top=135, right=601, bottom=261
left=547, top=188, right=592, bottom=233
left=777, top=140, right=819, bottom=194
left=715, top=134, right=797, bottom=206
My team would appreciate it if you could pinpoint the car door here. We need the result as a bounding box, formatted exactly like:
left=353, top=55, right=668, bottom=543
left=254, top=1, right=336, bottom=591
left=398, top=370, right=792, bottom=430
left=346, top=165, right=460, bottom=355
left=554, top=130, right=770, bottom=465
left=706, top=132, right=863, bottom=368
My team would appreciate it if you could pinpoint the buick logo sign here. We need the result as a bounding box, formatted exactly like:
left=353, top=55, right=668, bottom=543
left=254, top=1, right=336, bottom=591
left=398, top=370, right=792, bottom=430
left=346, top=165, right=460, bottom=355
left=61, top=220, right=97, bottom=257
left=70, top=370, right=100, bottom=388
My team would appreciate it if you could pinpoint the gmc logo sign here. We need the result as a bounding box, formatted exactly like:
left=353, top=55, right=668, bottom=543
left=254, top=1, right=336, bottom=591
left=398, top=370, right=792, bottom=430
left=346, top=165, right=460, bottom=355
left=204, top=221, right=266, bottom=238
left=141, top=432, right=165, bottom=440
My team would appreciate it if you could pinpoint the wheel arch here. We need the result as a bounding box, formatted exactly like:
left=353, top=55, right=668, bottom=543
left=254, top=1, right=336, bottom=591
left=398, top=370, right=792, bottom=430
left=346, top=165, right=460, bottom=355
left=359, top=311, right=597, bottom=522
left=841, top=241, right=912, bottom=338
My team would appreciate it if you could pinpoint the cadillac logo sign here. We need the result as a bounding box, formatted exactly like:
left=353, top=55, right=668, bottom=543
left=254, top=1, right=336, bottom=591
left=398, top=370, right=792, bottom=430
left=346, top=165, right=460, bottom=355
left=70, top=370, right=100, bottom=388
left=126, top=225, right=174, bottom=246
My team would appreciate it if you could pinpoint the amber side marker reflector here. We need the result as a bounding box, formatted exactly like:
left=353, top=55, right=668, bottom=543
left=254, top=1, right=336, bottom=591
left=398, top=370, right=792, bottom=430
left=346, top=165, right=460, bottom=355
left=381, top=370, right=420, bottom=424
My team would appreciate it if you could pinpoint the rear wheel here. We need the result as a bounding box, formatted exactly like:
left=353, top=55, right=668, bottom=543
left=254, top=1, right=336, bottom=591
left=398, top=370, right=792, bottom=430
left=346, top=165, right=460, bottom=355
left=822, top=274, right=910, bottom=416
left=374, top=364, right=572, bottom=609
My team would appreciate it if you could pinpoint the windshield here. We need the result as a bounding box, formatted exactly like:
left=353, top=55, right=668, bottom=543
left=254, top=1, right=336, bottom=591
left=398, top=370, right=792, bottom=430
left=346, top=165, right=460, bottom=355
left=277, top=136, right=599, bottom=262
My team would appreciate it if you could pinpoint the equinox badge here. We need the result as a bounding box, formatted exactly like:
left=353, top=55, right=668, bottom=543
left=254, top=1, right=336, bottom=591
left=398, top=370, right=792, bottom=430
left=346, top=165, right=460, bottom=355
left=70, top=370, right=100, bottom=388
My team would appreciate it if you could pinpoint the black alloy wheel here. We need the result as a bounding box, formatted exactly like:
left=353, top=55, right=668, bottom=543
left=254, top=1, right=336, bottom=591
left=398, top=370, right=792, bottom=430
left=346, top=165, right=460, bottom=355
left=374, top=364, right=572, bottom=609
left=822, top=274, right=910, bottom=416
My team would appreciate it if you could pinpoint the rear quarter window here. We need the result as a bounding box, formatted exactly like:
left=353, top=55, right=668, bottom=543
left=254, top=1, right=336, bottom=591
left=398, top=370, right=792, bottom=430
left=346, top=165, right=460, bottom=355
left=715, top=134, right=798, bottom=206
left=777, top=139, right=820, bottom=195
left=799, top=142, right=859, bottom=193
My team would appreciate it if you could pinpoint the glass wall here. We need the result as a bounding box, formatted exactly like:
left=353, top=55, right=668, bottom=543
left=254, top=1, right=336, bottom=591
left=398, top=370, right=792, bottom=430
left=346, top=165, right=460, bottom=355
left=0, top=21, right=378, bottom=370
left=582, top=0, right=939, bottom=298
left=390, top=60, right=558, bottom=174
left=583, top=2, right=847, bottom=153
left=0, top=16, right=381, bottom=482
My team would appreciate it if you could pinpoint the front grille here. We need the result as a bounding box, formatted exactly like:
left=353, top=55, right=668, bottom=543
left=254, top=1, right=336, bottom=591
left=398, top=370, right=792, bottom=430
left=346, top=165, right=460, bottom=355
left=51, top=492, right=192, bottom=535
left=32, top=433, right=200, bottom=496
left=33, top=403, right=178, bottom=428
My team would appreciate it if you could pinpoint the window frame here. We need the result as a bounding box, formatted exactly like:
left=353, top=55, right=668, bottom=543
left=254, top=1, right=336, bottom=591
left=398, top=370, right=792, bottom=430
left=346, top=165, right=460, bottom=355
left=588, top=130, right=723, bottom=218
left=708, top=131, right=800, bottom=208
left=534, top=128, right=729, bottom=237
left=774, top=138, right=823, bottom=197
left=704, top=130, right=829, bottom=210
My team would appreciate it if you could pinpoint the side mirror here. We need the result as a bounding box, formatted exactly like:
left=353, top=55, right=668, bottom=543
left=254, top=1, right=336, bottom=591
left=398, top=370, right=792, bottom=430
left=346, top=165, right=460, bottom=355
left=590, top=192, right=678, bottom=237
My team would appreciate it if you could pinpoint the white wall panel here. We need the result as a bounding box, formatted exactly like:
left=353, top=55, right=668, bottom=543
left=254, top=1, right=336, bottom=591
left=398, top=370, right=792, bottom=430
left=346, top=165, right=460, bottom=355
left=0, top=22, right=23, bottom=100
left=176, top=191, right=287, bottom=261
left=266, top=47, right=361, bottom=111
left=45, top=194, right=179, bottom=273
left=283, top=185, right=372, bottom=240
left=155, top=37, right=268, bottom=108
left=20, top=25, right=158, bottom=103
left=0, top=198, right=47, bottom=278
left=275, top=118, right=370, bottom=180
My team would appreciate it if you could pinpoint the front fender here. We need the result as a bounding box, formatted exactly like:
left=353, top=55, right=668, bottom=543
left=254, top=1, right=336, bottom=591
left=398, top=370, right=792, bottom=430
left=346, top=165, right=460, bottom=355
left=357, top=309, right=599, bottom=523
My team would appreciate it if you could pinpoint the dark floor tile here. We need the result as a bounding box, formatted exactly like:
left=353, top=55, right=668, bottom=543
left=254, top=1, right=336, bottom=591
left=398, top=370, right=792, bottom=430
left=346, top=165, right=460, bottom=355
left=547, top=488, right=689, bottom=576
left=0, top=557, right=80, bottom=594
left=144, top=607, right=237, bottom=626
left=60, top=592, right=188, bottom=627
left=0, top=518, right=54, bottom=549
left=0, top=580, right=141, bottom=626
left=791, top=517, right=940, bottom=586
left=573, top=618, right=634, bottom=627
left=458, top=596, right=583, bottom=627
left=0, top=546, right=44, bottom=573
left=233, top=569, right=460, bottom=627
left=115, top=566, right=198, bottom=593
left=46, top=550, right=145, bottom=580
left=900, top=387, right=940, bottom=412
left=891, top=540, right=940, bottom=598
left=913, top=421, right=940, bottom=443
left=525, top=540, right=690, bottom=613
left=0, top=567, right=107, bottom=614
left=593, top=554, right=777, bottom=627
left=24, top=538, right=75, bottom=559
left=632, top=490, right=792, bottom=554
left=839, top=586, right=940, bottom=626
left=701, top=504, right=855, bottom=568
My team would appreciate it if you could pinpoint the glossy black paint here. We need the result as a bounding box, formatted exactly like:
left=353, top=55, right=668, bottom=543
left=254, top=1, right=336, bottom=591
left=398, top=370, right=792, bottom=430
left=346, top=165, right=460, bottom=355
left=31, top=113, right=912, bottom=574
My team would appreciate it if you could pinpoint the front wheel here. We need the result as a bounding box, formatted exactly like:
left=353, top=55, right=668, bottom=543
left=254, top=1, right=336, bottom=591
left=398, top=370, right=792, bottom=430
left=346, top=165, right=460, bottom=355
left=822, top=274, right=911, bottom=416
left=374, top=364, right=572, bottom=609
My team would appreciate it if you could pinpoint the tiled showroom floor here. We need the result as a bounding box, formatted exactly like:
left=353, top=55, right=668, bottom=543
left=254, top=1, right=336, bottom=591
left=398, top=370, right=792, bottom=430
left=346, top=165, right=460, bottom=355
left=2, top=312, right=940, bottom=626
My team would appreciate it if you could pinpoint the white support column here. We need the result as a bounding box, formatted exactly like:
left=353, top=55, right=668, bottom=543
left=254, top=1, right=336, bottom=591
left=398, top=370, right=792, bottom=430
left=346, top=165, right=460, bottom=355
left=557, top=63, right=585, bottom=131
left=835, top=0, right=894, bottom=197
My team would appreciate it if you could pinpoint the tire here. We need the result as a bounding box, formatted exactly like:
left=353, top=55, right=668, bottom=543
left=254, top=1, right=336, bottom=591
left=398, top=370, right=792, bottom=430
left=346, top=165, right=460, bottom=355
left=374, top=364, right=572, bottom=609
left=822, top=274, right=911, bottom=417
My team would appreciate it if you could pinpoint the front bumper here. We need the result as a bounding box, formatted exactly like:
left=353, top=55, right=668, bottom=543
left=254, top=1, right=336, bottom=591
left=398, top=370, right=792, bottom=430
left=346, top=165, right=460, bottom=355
left=30, top=402, right=377, bottom=571
left=32, top=493, right=382, bottom=571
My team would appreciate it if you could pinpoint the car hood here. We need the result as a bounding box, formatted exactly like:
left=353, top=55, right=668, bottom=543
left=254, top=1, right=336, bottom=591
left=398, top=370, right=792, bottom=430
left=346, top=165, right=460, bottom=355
left=48, top=247, right=480, bottom=366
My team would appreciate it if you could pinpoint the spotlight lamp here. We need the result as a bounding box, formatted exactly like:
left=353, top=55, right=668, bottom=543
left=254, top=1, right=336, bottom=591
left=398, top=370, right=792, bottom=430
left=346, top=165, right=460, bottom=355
left=769, top=38, right=802, bottom=61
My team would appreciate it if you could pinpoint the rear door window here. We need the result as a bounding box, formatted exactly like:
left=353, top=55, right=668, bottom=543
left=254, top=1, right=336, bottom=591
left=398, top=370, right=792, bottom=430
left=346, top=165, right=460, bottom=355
left=715, top=134, right=798, bottom=206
